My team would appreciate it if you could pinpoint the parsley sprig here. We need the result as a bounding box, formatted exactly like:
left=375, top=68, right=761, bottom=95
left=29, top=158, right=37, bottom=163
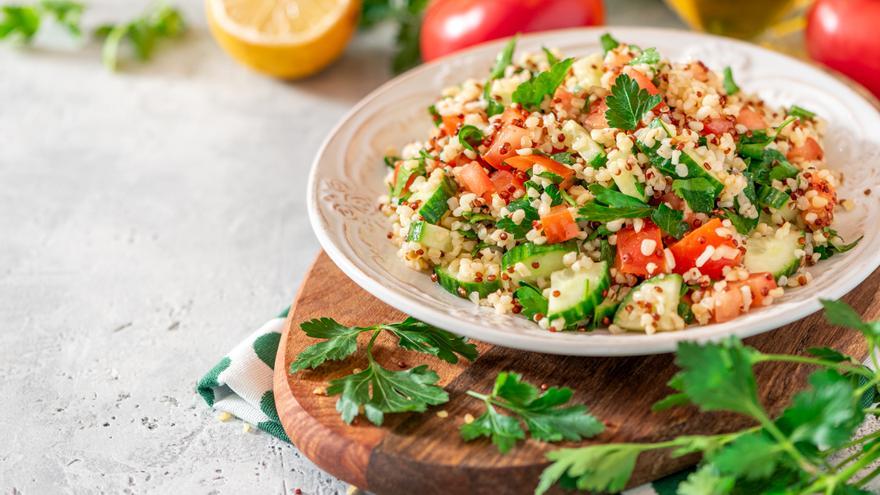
left=0, top=0, right=82, bottom=42
left=537, top=299, right=880, bottom=495
left=461, top=372, right=604, bottom=454
left=604, top=73, right=662, bottom=130
left=291, top=316, right=477, bottom=425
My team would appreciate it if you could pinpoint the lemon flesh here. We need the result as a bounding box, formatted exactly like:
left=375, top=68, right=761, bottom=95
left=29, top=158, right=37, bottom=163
left=206, top=0, right=360, bottom=79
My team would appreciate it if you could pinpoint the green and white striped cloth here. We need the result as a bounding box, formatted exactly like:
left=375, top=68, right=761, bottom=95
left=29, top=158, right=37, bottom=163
left=196, top=307, right=689, bottom=494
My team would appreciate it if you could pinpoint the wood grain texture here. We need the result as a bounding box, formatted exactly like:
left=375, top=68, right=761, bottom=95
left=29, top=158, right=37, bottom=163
left=274, top=252, right=880, bottom=495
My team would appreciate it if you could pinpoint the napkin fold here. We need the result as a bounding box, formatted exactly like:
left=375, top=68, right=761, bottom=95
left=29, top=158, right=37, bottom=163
left=196, top=307, right=687, bottom=495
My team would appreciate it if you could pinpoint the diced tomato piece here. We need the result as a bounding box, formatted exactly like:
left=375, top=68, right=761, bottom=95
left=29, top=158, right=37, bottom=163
left=500, top=107, right=526, bottom=126
left=703, top=117, right=735, bottom=136
left=502, top=155, right=575, bottom=189
left=787, top=137, right=824, bottom=162
left=623, top=67, right=660, bottom=95
left=584, top=98, right=609, bottom=129
left=614, top=220, right=666, bottom=276
left=741, top=272, right=778, bottom=307
left=541, top=205, right=580, bottom=244
left=736, top=107, right=767, bottom=131
left=483, top=125, right=529, bottom=169
left=455, top=161, right=494, bottom=200
left=669, top=218, right=742, bottom=280
left=489, top=170, right=525, bottom=201
left=441, top=115, right=462, bottom=136
left=711, top=284, right=745, bottom=323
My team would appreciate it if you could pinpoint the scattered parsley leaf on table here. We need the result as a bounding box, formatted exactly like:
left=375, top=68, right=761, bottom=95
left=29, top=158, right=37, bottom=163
left=0, top=0, right=83, bottom=43
left=95, top=3, right=186, bottom=71
left=512, top=57, right=574, bottom=111
left=461, top=371, right=603, bottom=454
left=290, top=316, right=476, bottom=426
left=604, top=73, right=662, bottom=130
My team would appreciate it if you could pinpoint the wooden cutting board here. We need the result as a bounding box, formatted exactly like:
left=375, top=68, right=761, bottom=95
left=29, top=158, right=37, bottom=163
left=273, top=252, right=879, bottom=494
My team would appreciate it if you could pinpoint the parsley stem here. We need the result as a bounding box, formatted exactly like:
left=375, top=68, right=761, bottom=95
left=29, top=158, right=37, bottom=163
left=365, top=328, right=382, bottom=362
left=755, top=354, right=875, bottom=379
left=831, top=428, right=880, bottom=455
left=856, top=463, right=880, bottom=487
left=466, top=390, right=491, bottom=402
left=747, top=403, right=817, bottom=475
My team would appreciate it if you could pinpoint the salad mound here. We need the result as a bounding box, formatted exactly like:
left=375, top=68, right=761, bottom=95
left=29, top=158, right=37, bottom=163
left=378, top=34, right=860, bottom=334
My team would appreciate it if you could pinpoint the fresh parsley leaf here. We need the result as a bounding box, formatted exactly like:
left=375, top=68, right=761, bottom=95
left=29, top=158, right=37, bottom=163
left=96, top=3, right=186, bottom=71
left=724, top=210, right=758, bottom=235
left=380, top=317, right=478, bottom=364
left=0, top=0, right=83, bottom=42
left=599, top=32, right=619, bottom=54
left=560, top=187, right=577, bottom=207
left=777, top=369, right=863, bottom=449
left=428, top=104, right=441, bottom=126
left=672, top=178, right=716, bottom=213
left=457, top=228, right=477, bottom=239
left=457, top=125, right=484, bottom=152
left=484, top=82, right=504, bottom=117
left=550, top=151, right=576, bottom=165
left=604, top=73, right=662, bottom=130
left=588, top=184, right=649, bottom=208
left=673, top=338, right=762, bottom=417
left=490, top=35, right=517, bottom=79
left=384, top=155, right=400, bottom=168
left=329, top=363, right=448, bottom=425
left=542, top=46, right=558, bottom=65
left=289, top=318, right=365, bottom=373
left=496, top=198, right=538, bottom=238
left=514, top=282, right=548, bottom=319
left=628, top=47, right=660, bottom=66
left=537, top=444, right=640, bottom=494
left=462, top=372, right=603, bottom=454
left=462, top=211, right=495, bottom=224
left=813, top=232, right=862, bottom=260
left=535, top=170, right=564, bottom=184
left=723, top=66, right=740, bottom=95
left=390, top=0, right=428, bottom=73
left=790, top=105, right=816, bottom=120
left=512, top=57, right=574, bottom=110
left=652, top=203, right=689, bottom=239
left=599, top=238, right=615, bottom=265
left=820, top=299, right=880, bottom=341
left=460, top=403, right=525, bottom=453
left=677, top=465, right=735, bottom=495
left=544, top=183, right=563, bottom=206
left=578, top=202, right=652, bottom=222
left=710, top=432, right=781, bottom=480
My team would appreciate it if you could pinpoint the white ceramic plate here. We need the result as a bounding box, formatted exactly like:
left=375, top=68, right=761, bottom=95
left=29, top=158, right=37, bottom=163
left=307, top=27, right=880, bottom=356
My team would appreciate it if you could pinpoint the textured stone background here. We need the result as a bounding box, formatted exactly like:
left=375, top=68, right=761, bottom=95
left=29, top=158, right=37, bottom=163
left=0, top=1, right=748, bottom=494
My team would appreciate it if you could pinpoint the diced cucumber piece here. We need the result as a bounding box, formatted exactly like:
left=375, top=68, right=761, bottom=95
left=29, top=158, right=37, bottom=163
left=407, top=221, right=453, bottom=251
left=547, top=261, right=610, bottom=327
left=613, top=274, right=684, bottom=332
left=392, top=159, right=426, bottom=199
left=592, top=296, right=620, bottom=329
left=501, top=241, right=578, bottom=282
left=612, top=167, right=647, bottom=202
left=434, top=265, right=500, bottom=298
left=562, top=120, right=606, bottom=167
left=743, top=229, right=803, bottom=280
left=636, top=140, right=724, bottom=195
left=410, top=175, right=457, bottom=224
left=571, top=53, right=604, bottom=91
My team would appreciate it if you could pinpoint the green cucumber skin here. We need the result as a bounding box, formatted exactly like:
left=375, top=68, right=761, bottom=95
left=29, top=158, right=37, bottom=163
left=406, top=221, right=452, bottom=251
left=547, top=262, right=610, bottom=327
left=501, top=241, right=578, bottom=270
left=392, top=161, right=426, bottom=199
left=592, top=297, right=620, bottom=329
left=406, top=221, right=427, bottom=243
left=637, top=140, right=724, bottom=195
left=418, top=176, right=457, bottom=224
left=434, top=265, right=501, bottom=299
left=743, top=230, right=803, bottom=281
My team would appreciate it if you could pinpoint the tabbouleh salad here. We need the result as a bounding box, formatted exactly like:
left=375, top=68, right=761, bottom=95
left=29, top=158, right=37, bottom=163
left=378, top=33, right=861, bottom=335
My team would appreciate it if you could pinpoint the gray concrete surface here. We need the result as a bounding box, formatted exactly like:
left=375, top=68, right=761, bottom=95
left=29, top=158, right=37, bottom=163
left=0, top=1, right=682, bottom=494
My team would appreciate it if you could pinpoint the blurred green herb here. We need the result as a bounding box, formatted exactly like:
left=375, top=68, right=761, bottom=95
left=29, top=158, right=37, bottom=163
left=95, top=3, right=186, bottom=71
left=0, top=0, right=83, bottom=42
left=359, top=0, right=428, bottom=74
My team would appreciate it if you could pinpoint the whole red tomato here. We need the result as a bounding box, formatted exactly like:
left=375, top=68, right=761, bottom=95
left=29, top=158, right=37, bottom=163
left=806, top=0, right=880, bottom=97
left=420, top=0, right=605, bottom=62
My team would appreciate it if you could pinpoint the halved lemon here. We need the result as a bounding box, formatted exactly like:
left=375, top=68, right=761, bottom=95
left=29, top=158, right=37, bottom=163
left=206, top=0, right=361, bottom=79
